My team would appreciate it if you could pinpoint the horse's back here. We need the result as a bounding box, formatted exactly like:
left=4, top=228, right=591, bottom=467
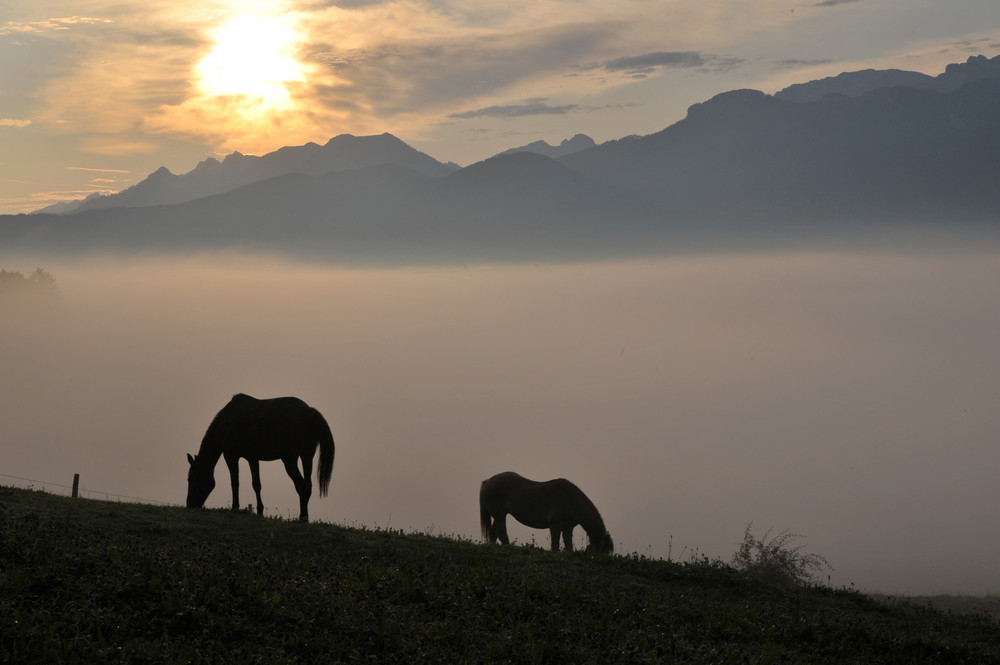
left=482, top=472, right=575, bottom=497
left=225, top=394, right=311, bottom=425
left=481, top=472, right=571, bottom=529
left=482, top=471, right=528, bottom=489
left=481, top=471, right=546, bottom=501
left=214, top=394, right=316, bottom=460
left=228, top=393, right=308, bottom=413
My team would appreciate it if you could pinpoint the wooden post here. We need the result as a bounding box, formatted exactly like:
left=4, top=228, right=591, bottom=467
left=72, top=473, right=79, bottom=498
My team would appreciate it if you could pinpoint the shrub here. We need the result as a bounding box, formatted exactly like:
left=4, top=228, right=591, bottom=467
left=731, top=523, right=831, bottom=586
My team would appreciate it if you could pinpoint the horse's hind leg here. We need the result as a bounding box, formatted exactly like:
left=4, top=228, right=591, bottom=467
left=248, top=459, right=264, bottom=516
left=549, top=527, right=561, bottom=551
left=491, top=515, right=510, bottom=545
left=283, top=456, right=312, bottom=522
left=562, top=527, right=574, bottom=552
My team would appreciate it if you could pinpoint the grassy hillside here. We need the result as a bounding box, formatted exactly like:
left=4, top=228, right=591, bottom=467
left=2, top=486, right=998, bottom=664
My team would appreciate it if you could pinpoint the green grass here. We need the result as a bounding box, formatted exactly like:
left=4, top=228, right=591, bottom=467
left=3, top=486, right=999, bottom=664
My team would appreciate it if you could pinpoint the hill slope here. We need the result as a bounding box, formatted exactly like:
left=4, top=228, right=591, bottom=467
left=3, top=486, right=999, bottom=663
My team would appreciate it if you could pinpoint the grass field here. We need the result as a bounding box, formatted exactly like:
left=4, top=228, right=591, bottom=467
left=2, top=485, right=999, bottom=663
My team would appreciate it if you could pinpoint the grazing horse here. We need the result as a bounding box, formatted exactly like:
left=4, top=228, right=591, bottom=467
left=480, top=471, right=613, bottom=553
left=186, top=393, right=335, bottom=522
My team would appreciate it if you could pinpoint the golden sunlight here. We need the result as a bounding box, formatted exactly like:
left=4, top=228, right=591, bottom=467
left=195, top=13, right=305, bottom=111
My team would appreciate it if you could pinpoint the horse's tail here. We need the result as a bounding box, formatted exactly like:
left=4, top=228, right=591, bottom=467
left=309, top=407, right=335, bottom=497
left=479, top=482, right=493, bottom=543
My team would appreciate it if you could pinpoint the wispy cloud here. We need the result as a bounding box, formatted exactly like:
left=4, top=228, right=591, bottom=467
left=68, top=166, right=131, bottom=174
left=0, top=16, right=112, bottom=36
left=0, top=118, right=32, bottom=128
left=776, top=58, right=836, bottom=68
left=448, top=99, right=579, bottom=119
left=603, top=51, right=704, bottom=74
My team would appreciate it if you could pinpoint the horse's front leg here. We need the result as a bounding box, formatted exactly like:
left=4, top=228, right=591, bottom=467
left=299, top=453, right=313, bottom=520
left=282, top=457, right=311, bottom=522
left=248, top=458, right=264, bottom=516
left=224, top=452, right=240, bottom=511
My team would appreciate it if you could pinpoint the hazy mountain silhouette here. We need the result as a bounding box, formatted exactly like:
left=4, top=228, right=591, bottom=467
left=495, top=134, right=596, bottom=159
left=39, top=133, right=457, bottom=215
left=774, top=54, right=1000, bottom=102
left=6, top=55, right=1000, bottom=262
left=5, top=154, right=660, bottom=262
left=562, top=76, right=1000, bottom=223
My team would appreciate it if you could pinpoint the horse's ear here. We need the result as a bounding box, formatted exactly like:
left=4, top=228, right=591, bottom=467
left=187, top=453, right=196, bottom=466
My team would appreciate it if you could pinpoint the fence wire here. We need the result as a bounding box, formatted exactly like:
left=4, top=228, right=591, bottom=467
left=0, top=471, right=176, bottom=505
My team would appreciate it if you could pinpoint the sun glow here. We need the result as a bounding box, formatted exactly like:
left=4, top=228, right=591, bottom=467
left=195, top=13, right=305, bottom=111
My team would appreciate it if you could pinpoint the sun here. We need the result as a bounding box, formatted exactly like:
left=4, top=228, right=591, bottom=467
left=195, top=13, right=305, bottom=111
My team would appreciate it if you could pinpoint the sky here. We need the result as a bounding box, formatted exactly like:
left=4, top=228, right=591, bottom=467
left=3, top=251, right=1000, bottom=595
left=2, top=0, right=1000, bottom=214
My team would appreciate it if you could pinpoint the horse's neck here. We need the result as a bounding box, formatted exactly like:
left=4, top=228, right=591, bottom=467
left=581, top=510, right=607, bottom=539
left=196, top=432, right=226, bottom=468
left=574, top=491, right=607, bottom=537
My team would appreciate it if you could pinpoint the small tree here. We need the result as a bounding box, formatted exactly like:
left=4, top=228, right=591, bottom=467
left=731, top=523, right=831, bottom=586
left=28, top=267, right=58, bottom=293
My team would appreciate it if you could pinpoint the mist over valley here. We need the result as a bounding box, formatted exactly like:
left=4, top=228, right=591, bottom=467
left=4, top=250, right=1000, bottom=595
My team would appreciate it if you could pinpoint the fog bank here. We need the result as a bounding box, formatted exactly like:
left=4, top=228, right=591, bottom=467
left=3, top=251, right=999, bottom=594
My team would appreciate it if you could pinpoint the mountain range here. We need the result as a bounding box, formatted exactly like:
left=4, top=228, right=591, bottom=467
left=5, top=54, right=1000, bottom=262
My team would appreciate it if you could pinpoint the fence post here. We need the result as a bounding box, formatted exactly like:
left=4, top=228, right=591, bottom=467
left=72, top=473, right=79, bottom=498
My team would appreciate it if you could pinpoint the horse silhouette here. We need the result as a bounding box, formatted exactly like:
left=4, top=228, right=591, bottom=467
left=480, top=471, right=613, bottom=553
left=186, top=393, right=335, bottom=522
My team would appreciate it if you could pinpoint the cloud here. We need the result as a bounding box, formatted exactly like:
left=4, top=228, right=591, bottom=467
left=585, top=51, right=748, bottom=78
left=603, top=51, right=704, bottom=74
left=311, top=21, right=620, bottom=108
left=68, top=166, right=131, bottom=174
left=814, top=0, right=862, bottom=6
left=448, top=99, right=579, bottom=119
left=0, top=16, right=113, bottom=36
left=0, top=119, right=32, bottom=128
left=776, top=58, right=836, bottom=68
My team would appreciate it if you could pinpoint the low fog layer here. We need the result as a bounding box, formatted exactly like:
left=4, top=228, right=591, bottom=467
left=3, top=251, right=999, bottom=594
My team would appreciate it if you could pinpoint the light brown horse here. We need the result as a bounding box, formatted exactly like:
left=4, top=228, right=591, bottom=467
left=480, top=471, right=613, bottom=553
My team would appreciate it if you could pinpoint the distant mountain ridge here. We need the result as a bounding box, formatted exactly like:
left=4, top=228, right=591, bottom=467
left=45, top=133, right=458, bottom=214
left=496, top=134, right=596, bottom=159
left=7, top=54, right=1000, bottom=262
left=775, top=53, right=1000, bottom=102
left=564, top=76, right=1000, bottom=221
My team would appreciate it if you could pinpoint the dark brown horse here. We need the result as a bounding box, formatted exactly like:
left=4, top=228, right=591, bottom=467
left=186, top=394, right=335, bottom=522
left=480, top=471, right=613, bottom=553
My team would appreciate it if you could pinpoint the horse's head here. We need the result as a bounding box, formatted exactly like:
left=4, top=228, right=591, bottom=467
left=589, top=531, right=614, bottom=555
left=186, top=453, right=215, bottom=508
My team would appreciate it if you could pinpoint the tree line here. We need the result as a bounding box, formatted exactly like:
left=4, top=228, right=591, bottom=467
left=0, top=268, right=59, bottom=297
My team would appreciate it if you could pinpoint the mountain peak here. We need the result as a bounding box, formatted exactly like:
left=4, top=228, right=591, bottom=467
left=495, top=134, right=596, bottom=159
